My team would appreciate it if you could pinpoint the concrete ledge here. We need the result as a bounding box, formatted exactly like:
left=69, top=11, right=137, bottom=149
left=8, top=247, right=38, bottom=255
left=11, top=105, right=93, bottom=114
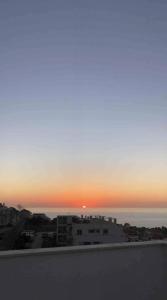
left=0, top=240, right=166, bottom=259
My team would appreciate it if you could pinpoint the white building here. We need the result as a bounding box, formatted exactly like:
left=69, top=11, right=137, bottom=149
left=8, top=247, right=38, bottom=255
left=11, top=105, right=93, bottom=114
left=72, top=216, right=127, bottom=245
left=56, top=215, right=127, bottom=246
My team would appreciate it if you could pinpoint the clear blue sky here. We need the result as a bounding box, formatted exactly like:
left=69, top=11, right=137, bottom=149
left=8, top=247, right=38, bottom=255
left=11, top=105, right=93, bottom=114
left=0, top=0, right=167, bottom=207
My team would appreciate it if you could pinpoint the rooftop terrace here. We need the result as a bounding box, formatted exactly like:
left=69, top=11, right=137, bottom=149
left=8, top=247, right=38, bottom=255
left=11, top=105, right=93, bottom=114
left=0, top=241, right=166, bottom=300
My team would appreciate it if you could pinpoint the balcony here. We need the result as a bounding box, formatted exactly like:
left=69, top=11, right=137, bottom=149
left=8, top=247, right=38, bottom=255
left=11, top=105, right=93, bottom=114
left=0, top=241, right=166, bottom=300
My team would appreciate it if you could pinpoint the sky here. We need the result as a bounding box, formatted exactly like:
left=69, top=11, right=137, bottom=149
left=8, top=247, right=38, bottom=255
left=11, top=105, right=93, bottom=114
left=0, top=0, right=167, bottom=208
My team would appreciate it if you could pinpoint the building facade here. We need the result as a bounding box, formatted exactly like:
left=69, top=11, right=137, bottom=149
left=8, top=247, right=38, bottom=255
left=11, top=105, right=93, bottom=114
left=0, top=204, right=31, bottom=227
left=56, top=215, right=127, bottom=246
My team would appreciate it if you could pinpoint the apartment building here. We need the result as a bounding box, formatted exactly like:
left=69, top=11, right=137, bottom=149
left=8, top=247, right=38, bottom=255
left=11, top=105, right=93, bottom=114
left=0, top=204, right=20, bottom=226
left=56, top=215, right=127, bottom=246
left=0, top=204, right=31, bottom=227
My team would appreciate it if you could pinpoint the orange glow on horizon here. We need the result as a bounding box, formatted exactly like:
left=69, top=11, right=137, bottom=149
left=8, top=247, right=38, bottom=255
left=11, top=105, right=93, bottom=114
left=1, top=185, right=167, bottom=209
left=1, top=168, right=167, bottom=208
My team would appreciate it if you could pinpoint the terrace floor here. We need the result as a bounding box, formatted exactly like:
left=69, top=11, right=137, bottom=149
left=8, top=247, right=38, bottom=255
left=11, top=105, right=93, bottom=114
left=0, top=241, right=166, bottom=300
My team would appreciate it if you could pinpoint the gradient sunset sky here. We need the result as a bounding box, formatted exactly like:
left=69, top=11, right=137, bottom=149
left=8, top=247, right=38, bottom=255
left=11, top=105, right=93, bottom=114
left=0, top=0, right=167, bottom=208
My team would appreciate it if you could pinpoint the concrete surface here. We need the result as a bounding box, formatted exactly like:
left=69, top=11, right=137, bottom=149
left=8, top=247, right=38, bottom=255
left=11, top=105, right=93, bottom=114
left=0, top=241, right=166, bottom=300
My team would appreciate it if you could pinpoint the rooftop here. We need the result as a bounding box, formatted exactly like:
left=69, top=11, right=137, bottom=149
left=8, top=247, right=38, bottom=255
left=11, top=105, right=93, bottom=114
left=0, top=241, right=166, bottom=300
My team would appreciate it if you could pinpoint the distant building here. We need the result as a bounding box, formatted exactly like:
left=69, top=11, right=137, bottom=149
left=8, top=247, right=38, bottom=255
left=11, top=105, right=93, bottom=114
left=128, top=235, right=139, bottom=242
left=20, top=209, right=32, bottom=219
left=33, top=213, right=50, bottom=221
left=0, top=204, right=32, bottom=227
left=0, top=227, right=14, bottom=250
left=56, top=216, right=73, bottom=246
left=21, top=230, right=35, bottom=238
left=56, top=215, right=127, bottom=246
left=72, top=216, right=127, bottom=245
left=0, top=204, right=20, bottom=226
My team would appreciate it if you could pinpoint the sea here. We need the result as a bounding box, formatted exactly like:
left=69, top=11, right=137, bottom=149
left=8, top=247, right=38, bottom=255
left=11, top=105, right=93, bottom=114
left=29, top=207, right=167, bottom=228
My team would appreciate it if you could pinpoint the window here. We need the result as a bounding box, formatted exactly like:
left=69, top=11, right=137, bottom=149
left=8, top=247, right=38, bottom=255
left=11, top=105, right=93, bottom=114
left=83, top=242, right=91, bottom=245
left=58, top=226, right=67, bottom=233
left=103, top=229, right=109, bottom=235
left=96, top=229, right=100, bottom=233
left=77, top=229, right=82, bottom=235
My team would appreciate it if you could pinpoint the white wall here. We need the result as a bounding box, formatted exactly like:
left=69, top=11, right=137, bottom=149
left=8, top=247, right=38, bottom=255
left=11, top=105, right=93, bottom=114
left=0, top=242, right=166, bottom=300
left=72, top=222, right=127, bottom=245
